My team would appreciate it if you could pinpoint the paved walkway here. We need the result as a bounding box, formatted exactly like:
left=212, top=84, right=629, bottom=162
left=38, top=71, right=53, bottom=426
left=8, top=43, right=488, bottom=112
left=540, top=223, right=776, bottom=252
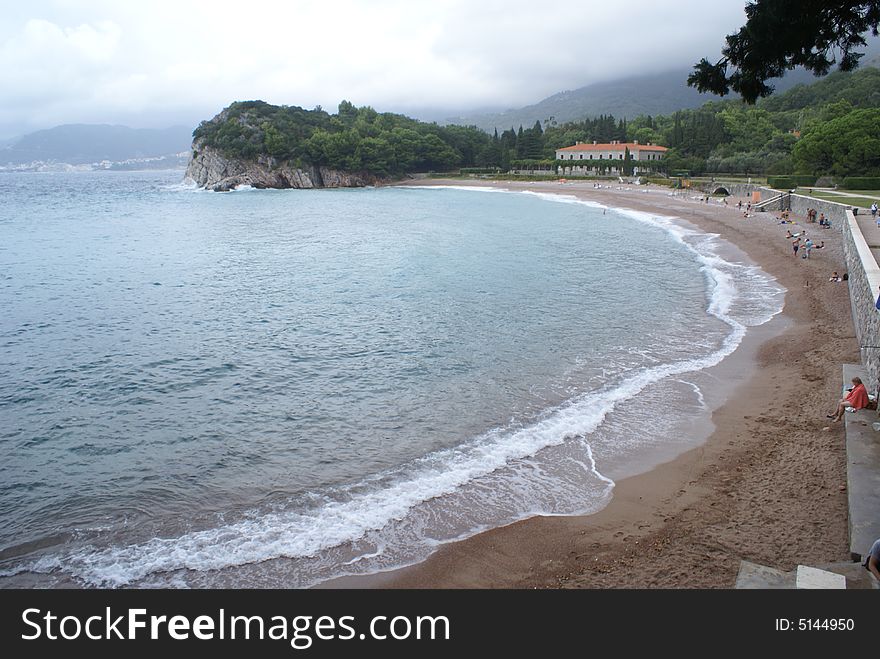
left=853, top=212, right=880, bottom=265
left=842, top=364, right=880, bottom=561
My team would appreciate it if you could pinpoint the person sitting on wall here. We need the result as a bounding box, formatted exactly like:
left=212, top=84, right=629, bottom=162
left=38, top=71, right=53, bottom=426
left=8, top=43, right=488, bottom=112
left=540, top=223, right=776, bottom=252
left=865, top=537, right=880, bottom=581
left=826, top=377, right=869, bottom=422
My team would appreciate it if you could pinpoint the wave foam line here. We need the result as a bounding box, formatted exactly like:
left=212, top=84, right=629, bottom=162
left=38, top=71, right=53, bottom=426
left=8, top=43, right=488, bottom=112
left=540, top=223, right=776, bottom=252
left=21, top=324, right=769, bottom=587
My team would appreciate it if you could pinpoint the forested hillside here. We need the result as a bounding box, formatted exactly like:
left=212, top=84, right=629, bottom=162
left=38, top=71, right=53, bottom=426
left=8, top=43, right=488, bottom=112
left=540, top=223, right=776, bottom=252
left=194, top=64, right=880, bottom=180
left=193, top=101, right=492, bottom=177
left=536, top=66, right=880, bottom=177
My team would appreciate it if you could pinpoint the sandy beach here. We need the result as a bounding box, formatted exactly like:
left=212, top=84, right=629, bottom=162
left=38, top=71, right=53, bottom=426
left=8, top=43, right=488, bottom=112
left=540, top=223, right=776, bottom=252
left=333, top=178, right=855, bottom=589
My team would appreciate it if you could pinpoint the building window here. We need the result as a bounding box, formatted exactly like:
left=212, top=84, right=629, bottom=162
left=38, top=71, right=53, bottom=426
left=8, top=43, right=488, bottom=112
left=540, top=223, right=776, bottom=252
left=579, top=154, right=583, bottom=159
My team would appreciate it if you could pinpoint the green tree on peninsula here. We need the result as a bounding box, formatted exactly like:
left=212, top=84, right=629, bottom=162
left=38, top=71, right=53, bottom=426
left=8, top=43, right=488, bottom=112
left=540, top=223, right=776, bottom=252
left=193, top=100, right=493, bottom=177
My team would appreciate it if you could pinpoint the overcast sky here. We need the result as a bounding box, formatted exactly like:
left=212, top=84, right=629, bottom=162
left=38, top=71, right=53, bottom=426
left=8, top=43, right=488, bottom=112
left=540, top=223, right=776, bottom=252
left=0, top=0, right=751, bottom=137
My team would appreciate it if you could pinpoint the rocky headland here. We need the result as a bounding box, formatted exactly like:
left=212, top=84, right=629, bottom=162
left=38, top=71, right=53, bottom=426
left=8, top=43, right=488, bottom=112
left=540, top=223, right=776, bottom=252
left=185, top=142, right=385, bottom=192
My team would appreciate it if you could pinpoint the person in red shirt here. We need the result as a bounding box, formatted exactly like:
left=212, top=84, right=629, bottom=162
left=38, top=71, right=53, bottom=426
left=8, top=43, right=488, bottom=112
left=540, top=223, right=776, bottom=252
left=827, top=377, right=869, bottom=422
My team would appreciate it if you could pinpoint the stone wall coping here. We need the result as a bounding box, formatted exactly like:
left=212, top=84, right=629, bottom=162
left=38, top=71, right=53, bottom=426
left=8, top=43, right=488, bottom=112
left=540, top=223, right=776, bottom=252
left=845, top=209, right=880, bottom=311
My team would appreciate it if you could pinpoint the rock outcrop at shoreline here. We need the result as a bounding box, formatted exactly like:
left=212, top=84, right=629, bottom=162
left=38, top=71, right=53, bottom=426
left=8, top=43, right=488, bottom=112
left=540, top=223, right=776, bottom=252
left=185, top=142, right=386, bottom=192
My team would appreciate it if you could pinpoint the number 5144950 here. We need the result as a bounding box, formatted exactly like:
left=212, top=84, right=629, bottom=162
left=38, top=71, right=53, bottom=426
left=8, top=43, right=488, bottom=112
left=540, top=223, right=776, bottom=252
left=775, top=619, right=854, bottom=631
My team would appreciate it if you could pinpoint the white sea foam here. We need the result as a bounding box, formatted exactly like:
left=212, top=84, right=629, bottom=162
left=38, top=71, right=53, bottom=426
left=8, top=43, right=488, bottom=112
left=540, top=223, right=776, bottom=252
left=12, top=185, right=784, bottom=588
left=413, top=184, right=509, bottom=194
left=162, top=178, right=200, bottom=192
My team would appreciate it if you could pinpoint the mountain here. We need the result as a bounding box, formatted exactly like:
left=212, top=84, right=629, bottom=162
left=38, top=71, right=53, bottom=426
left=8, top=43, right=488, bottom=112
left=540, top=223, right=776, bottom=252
left=450, top=38, right=880, bottom=132
left=0, top=124, right=193, bottom=167
left=445, top=68, right=824, bottom=133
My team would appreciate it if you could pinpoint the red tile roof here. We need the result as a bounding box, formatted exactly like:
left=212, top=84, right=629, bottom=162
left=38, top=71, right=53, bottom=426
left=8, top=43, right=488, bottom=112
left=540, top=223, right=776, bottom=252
left=557, top=142, right=668, bottom=152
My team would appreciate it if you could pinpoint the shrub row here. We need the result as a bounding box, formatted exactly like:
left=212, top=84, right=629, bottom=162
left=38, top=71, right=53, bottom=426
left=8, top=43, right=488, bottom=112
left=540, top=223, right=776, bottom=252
left=841, top=177, right=880, bottom=190
left=460, top=167, right=502, bottom=174
left=767, top=175, right=817, bottom=189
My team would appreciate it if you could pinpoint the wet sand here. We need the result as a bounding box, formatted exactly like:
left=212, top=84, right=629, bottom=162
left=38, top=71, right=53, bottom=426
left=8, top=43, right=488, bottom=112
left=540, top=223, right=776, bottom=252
left=325, top=178, right=853, bottom=589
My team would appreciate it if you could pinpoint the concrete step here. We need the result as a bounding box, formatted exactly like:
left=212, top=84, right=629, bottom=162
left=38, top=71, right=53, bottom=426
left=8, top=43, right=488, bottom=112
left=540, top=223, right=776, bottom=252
left=816, top=561, right=880, bottom=590
left=735, top=561, right=796, bottom=589
left=796, top=565, right=846, bottom=588
left=736, top=560, right=879, bottom=589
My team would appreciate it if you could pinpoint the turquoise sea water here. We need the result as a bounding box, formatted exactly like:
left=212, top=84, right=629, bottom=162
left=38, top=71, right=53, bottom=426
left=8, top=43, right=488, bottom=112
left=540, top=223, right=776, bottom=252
left=0, top=171, right=784, bottom=587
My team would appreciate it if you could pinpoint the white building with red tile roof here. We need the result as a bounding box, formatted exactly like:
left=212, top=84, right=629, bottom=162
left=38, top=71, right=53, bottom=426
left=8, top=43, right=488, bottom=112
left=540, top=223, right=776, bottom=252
left=555, top=140, right=667, bottom=174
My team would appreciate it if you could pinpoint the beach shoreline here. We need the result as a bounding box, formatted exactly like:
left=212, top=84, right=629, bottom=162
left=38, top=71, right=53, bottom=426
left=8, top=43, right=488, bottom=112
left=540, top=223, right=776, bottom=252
left=321, top=178, right=854, bottom=589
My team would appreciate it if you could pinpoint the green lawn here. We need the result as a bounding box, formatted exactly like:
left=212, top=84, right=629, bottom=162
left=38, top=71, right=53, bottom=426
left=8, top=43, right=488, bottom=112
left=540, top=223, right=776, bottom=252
left=840, top=190, right=880, bottom=197
left=828, top=195, right=880, bottom=208
left=794, top=188, right=880, bottom=208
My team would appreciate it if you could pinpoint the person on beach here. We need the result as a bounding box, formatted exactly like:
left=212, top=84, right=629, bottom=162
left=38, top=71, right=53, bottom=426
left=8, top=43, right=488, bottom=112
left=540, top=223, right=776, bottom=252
left=792, top=238, right=800, bottom=257
left=829, top=271, right=840, bottom=282
left=803, top=238, right=813, bottom=259
left=827, top=377, right=869, bottom=421
left=814, top=241, right=825, bottom=249
left=866, top=538, right=880, bottom=580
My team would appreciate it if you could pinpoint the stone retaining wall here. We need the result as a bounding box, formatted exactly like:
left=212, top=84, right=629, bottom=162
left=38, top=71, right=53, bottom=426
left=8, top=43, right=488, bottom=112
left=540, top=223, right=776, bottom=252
left=841, top=208, right=880, bottom=391
left=758, top=188, right=853, bottom=224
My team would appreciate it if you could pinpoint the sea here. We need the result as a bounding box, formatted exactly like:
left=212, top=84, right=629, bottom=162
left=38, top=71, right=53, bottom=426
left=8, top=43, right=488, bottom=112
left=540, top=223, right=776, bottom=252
left=0, top=170, right=784, bottom=588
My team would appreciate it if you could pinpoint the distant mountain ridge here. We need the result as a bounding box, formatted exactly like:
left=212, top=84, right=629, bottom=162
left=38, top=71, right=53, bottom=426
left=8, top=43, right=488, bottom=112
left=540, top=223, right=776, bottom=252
left=0, top=124, right=193, bottom=167
left=446, top=40, right=880, bottom=133
left=445, top=68, right=823, bottom=133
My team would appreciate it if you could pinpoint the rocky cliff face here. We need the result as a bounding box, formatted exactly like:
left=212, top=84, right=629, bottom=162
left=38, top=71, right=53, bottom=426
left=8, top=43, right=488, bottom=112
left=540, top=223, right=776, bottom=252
left=185, top=142, right=386, bottom=191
